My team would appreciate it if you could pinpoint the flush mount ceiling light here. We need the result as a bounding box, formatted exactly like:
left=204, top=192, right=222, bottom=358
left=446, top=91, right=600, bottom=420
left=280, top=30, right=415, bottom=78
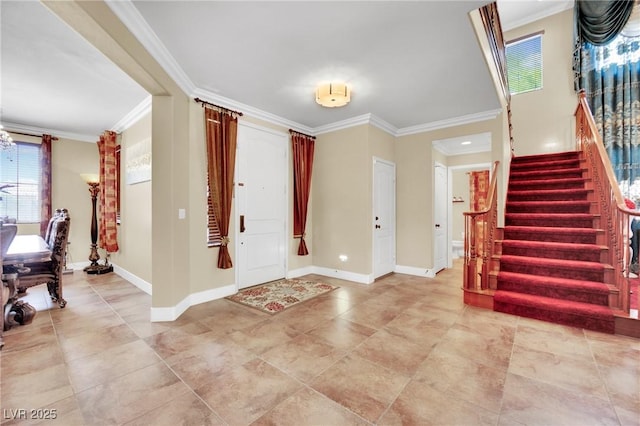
left=315, top=82, right=351, bottom=108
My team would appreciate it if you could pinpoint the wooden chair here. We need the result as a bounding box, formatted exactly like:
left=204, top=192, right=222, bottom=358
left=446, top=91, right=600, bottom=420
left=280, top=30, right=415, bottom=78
left=17, top=210, right=70, bottom=308
left=1, top=223, right=18, bottom=348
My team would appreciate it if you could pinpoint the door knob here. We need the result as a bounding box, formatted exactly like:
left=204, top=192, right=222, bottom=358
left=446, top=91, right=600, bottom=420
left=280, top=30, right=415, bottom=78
left=435, top=224, right=441, bottom=228
left=240, top=215, right=246, bottom=233
left=375, top=224, right=381, bottom=229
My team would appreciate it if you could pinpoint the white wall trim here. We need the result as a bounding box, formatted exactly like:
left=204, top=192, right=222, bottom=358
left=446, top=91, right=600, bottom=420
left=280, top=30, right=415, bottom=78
left=112, top=264, right=152, bottom=295
left=396, top=108, right=502, bottom=137
left=150, top=283, right=236, bottom=322
left=286, top=266, right=315, bottom=279
left=106, top=1, right=196, bottom=96
left=4, top=121, right=97, bottom=143
left=395, top=265, right=437, bottom=278
left=111, top=95, right=152, bottom=133
left=312, top=266, right=374, bottom=284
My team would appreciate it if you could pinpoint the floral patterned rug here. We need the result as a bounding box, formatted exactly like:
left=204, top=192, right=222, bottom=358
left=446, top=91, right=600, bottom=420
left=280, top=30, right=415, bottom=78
left=226, top=278, right=339, bottom=314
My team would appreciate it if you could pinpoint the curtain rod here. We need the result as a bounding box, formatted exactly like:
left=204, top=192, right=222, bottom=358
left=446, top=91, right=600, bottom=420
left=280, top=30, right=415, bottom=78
left=289, top=129, right=316, bottom=139
left=194, top=98, right=243, bottom=116
left=7, top=130, right=59, bottom=141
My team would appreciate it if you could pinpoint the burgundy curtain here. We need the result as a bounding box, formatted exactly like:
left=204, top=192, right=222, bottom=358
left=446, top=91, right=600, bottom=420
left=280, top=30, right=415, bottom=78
left=291, top=131, right=315, bottom=255
left=97, top=131, right=119, bottom=253
left=205, top=107, right=238, bottom=269
left=39, top=134, right=52, bottom=237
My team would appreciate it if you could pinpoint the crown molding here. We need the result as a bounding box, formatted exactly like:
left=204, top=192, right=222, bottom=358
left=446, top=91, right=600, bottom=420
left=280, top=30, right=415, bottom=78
left=106, top=1, right=196, bottom=96
left=191, top=88, right=315, bottom=136
left=395, top=108, right=502, bottom=137
left=313, top=114, right=377, bottom=135
left=501, top=1, right=573, bottom=32
left=111, top=96, right=152, bottom=133
left=3, top=121, right=97, bottom=143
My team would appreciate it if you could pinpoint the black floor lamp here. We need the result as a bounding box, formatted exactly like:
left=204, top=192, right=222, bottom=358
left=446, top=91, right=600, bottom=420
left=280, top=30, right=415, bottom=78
left=81, top=174, right=113, bottom=275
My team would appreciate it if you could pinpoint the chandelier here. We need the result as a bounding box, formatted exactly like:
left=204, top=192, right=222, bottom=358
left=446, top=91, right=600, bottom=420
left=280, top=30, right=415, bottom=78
left=0, top=125, right=15, bottom=150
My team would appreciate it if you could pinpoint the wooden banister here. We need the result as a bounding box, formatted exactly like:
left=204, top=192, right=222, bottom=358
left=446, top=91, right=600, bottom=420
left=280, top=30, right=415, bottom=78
left=575, top=91, right=634, bottom=314
left=463, top=161, right=500, bottom=293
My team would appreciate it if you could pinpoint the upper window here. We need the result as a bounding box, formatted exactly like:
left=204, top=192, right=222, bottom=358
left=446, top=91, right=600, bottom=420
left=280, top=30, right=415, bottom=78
left=506, top=32, right=543, bottom=95
left=0, top=142, right=41, bottom=223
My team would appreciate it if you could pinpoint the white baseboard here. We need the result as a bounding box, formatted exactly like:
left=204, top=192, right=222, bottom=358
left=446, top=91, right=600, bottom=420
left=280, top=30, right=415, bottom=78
left=286, top=265, right=315, bottom=279
left=111, top=264, right=152, bottom=295
left=311, top=266, right=374, bottom=284
left=394, top=265, right=436, bottom=278
left=150, top=283, right=236, bottom=322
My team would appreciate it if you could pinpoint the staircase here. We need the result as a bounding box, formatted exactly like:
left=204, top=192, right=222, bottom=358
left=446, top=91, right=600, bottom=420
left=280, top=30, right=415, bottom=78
left=492, top=151, right=616, bottom=334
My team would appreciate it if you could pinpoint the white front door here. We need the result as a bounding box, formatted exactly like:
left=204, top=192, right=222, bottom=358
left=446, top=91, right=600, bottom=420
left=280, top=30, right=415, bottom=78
left=433, top=163, right=447, bottom=273
left=236, top=123, right=287, bottom=289
left=373, top=158, right=396, bottom=279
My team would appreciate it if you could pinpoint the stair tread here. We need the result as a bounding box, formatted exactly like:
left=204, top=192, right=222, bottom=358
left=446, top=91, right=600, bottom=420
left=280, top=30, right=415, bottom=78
left=504, top=226, right=601, bottom=234
left=505, top=213, right=596, bottom=218
left=499, top=254, right=612, bottom=270
left=496, top=271, right=610, bottom=293
left=500, top=240, right=607, bottom=251
left=494, top=291, right=614, bottom=316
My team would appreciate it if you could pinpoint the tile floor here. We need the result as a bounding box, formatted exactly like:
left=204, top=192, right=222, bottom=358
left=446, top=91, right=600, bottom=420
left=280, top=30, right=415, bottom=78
left=1, top=261, right=639, bottom=425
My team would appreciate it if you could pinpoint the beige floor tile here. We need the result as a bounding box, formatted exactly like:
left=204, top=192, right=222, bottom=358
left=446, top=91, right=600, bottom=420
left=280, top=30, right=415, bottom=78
left=66, top=339, right=161, bottom=392
left=260, top=333, right=346, bottom=383
left=225, top=318, right=300, bottom=355
left=379, top=378, right=499, bottom=425
left=509, top=344, right=609, bottom=400
left=499, top=372, right=619, bottom=426
left=310, top=354, right=410, bottom=423
left=1, top=395, right=85, bottom=426
left=124, top=391, right=224, bottom=426
left=1, top=364, right=74, bottom=413
left=195, top=358, right=302, bottom=425
left=253, top=387, right=370, bottom=426
left=58, top=323, right=139, bottom=362
left=306, top=318, right=376, bottom=350
left=338, top=299, right=404, bottom=330
left=413, top=346, right=508, bottom=413
left=75, top=363, right=191, bottom=424
left=353, top=329, right=431, bottom=376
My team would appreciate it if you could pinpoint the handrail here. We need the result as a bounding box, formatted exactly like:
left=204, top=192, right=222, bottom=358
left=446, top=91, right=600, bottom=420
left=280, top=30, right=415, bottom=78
left=575, top=91, right=634, bottom=314
left=463, top=160, right=500, bottom=292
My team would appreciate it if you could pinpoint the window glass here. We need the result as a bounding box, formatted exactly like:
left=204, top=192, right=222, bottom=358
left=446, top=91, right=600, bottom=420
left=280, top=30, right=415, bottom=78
left=506, top=33, right=543, bottom=95
left=0, top=142, right=41, bottom=223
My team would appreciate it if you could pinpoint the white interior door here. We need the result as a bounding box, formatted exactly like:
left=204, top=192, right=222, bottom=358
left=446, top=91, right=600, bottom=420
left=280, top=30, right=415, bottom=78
left=236, top=124, right=287, bottom=289
left=433, top=163, right=447, bottom=273
left=373, top=158, right=396, bottom=279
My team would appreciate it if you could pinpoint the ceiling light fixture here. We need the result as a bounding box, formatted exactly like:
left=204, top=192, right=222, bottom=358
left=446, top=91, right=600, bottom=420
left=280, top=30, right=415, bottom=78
left=461, top=141, right=472, bottom=145
left=315, top=82, right=351, bottom=108
left=0, top=125, right=15, bottom=151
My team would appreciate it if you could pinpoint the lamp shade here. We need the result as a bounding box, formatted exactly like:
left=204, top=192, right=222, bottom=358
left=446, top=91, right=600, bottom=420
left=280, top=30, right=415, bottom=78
left=315, top=82, right=351, bottom=108
left=80, top=173, right=100, bottom=184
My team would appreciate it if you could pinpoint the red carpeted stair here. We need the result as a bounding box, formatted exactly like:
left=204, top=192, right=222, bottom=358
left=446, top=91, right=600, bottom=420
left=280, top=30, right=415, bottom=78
left=494, top=151, right=615, bottom=333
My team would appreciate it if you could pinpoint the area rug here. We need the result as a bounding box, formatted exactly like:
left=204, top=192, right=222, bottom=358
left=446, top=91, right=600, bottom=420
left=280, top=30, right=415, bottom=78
left=226, top=278, right=338, bottom=314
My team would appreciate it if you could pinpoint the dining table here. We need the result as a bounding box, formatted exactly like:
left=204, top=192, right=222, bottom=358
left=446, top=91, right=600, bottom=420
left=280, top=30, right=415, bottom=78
left=4, top=234, right=52, bottom=265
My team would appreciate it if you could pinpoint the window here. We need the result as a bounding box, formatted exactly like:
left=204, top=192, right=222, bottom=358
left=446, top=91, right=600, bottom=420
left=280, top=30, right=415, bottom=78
left=506, top=32, right=543, bottom=95
left=0, top=142, right=42, bottom=223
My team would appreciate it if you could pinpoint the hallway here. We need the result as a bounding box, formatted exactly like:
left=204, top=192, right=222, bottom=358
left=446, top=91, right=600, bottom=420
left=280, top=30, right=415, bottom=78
left=1, top=261, right=638, bottom=425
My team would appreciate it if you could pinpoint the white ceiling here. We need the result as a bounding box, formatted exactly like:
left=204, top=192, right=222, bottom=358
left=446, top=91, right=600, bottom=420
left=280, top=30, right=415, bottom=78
left=0, top=0, right=573, bottom=153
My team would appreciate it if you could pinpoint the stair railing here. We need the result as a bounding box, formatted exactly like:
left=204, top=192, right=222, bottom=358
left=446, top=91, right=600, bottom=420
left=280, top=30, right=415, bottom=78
left=463, top=160, right=500, bottom=292
left=575, top=91, right=632, bottom=313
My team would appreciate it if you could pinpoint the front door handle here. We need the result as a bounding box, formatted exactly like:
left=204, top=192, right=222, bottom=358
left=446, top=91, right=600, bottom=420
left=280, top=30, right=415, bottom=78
left=240, top=215, right=246, bottom=233
left=435, top=224, right=441, bottom=228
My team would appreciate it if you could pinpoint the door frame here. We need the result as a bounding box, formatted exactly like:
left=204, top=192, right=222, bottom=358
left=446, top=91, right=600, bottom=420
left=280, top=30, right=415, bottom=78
left=447, top=162, right=492, bottom=268
left=372, top=157, right=396, bottom=279
left=234, top=121, right=289, bottom=290
left=433, top=161, right=448, bottom=273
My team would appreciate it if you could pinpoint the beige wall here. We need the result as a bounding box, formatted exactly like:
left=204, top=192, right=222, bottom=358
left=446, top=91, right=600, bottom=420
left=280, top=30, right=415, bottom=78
left=110, top=113, right=152, bottom=283
left=507, top=9, right=576, bottom=156
left=8, top=132, right=97, bottom=269
left=313, top=125, right=370, bottom=274
left=396, top=118, right=503, bottom=270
